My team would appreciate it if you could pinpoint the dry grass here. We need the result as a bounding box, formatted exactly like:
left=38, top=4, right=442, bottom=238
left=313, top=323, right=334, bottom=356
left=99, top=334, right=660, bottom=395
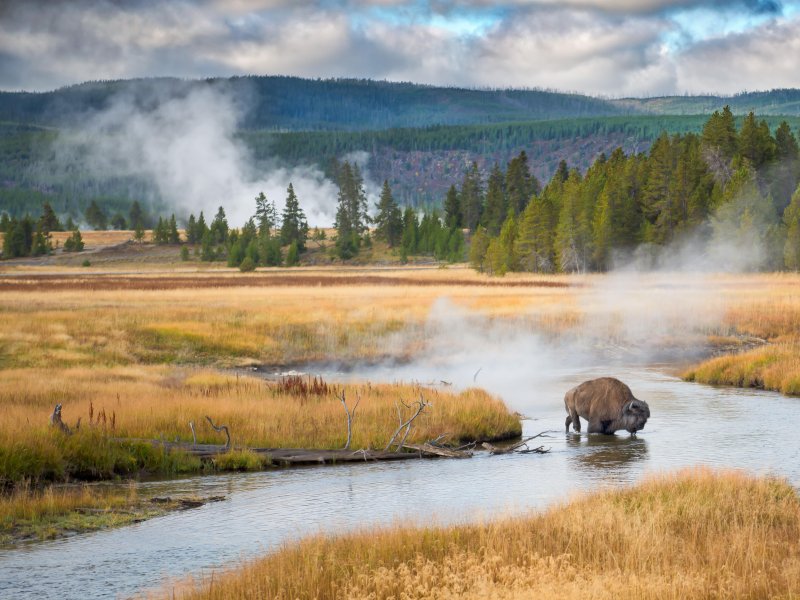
left=166, top=469, right=800, bottom=600
left=0, top=366, right=520, bottom=482
left=0, top=482, right=140, bottom=544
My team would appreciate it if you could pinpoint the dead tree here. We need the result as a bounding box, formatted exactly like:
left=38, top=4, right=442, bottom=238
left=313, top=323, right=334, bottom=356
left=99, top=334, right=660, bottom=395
left=49, top=404, right=71, bottom=434
left=338, top=390, right=360, bottom=450
left=205, top=416, right=231, bottom=450
left=384, top=395, right=430, bottom=452
left=189, top=421, right=197, bottom=446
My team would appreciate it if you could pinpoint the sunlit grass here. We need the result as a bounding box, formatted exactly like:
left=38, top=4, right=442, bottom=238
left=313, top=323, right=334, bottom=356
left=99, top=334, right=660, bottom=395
left=167, top=469, right=800, bottom=600
left=0, top=366, right=520, bottom=483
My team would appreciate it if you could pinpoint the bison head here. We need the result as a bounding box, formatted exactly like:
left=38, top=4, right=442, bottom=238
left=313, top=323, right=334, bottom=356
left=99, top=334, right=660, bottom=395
left=620, top=399, right=650, bottom=434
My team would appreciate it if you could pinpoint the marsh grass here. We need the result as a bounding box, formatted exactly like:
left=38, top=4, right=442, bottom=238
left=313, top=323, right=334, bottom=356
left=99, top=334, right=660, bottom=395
left=0, top=482, right=146, bottom=544
left=0, top=367, right=520, bottom=483
left=166, top=469, right=800, bottom=600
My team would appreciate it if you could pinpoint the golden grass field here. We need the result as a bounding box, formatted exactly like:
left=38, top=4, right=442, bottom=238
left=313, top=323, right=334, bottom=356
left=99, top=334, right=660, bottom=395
left=166, top=469, right=800, bottom=600
left=2, top=265, right=800, bottom=484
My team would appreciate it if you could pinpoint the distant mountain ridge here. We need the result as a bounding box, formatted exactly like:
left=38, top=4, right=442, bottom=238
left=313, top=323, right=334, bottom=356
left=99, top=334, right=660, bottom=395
left=3, top=75, right=799, bottom=132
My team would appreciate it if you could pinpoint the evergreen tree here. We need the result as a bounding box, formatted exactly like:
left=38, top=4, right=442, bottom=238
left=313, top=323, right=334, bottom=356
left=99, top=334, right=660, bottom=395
left=280, top=183, right=309, bottom=251
left=63, top=229, right=84, bottom=252
left=285, top=240, right=300, bottom=267
left=515, top=191, right=557, bottom=273
left=168, top=214, right=180, bottom=244
left=110, top=213, right=127, bottom=230
left=38, top=202, right=62, bottom=234
left=400, top=206, right=419, bottom=255
left=153, top=217, right=169, bottom=244
left=459, top=162, right=484, bottom=231
left=468, top=226, right=490, bottom=272
left=738, top=112, right=776, bottom=171
left=784, top=184, right=800, bottom=270
left=334, top=161, right=368, bottom=259
left=129, top=201, right=145, bottom=230
left=505, top=150, right=537, bottom=215
left=210, top=206, right=228, bottom=244
left=84, top=200, right=107, bottom=230
left=373, top=180, right=403, bottom=247
left=255, top=191, right=279, bottom=237
left=186, top=214, right=198, bottom=243
left=482, top=163, right=507, bottom=236
left=0, top=213, right=9, bottom=233
left=554, top=171, right=585, bottom=272
left=443, top=184, right=462, bottom=229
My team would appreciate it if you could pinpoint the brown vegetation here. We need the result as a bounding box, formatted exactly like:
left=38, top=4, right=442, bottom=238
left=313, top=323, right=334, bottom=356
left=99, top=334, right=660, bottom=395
left=167, top=469, right=800, bottom=600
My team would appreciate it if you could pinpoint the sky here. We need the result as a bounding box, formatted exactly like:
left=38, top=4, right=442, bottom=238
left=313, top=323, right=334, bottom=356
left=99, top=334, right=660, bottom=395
left=1, top=0, right=800, bottom=97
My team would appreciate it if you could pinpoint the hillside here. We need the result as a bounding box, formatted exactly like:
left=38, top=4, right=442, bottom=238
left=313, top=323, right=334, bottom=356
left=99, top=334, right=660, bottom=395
left=0, top=76, right=627, bottom=132
left=612, top=89, right=800, bottom=116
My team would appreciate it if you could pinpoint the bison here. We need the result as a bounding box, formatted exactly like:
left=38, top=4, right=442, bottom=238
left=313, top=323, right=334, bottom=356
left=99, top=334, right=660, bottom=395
left=564, top=377, right=650, bottom=436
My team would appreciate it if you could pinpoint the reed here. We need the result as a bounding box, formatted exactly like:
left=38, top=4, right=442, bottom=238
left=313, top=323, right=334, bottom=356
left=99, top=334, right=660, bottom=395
left=0, top=367, right=520, bottom=483
left=165, top=469, right=800, bottom=600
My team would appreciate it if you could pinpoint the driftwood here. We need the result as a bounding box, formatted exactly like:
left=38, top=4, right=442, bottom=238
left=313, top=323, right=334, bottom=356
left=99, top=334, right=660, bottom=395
left=402, top=442, right=473, bottom=458
left=205, top=416, right=231, bottom=450
left=384, top=395, right=429, bottom=452
left=482, top=432, right=551, bottom=455
left=49, top=404, right=72, bottom=434
left=338, top=390, right=360, bottom=450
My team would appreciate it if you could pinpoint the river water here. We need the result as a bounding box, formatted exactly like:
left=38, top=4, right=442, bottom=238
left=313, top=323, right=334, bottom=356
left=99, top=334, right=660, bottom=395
left=2, top=363, right=799, bottom=599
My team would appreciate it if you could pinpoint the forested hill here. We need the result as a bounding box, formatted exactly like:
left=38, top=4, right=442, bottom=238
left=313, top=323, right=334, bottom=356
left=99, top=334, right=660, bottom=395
left=0, top=76, right=628, bottom=131
left=612, top=89, right=800, bottom=117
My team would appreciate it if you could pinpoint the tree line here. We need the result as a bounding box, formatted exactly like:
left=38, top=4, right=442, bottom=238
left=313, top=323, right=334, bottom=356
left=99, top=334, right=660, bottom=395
left=465, top=108, right=800, bottom=274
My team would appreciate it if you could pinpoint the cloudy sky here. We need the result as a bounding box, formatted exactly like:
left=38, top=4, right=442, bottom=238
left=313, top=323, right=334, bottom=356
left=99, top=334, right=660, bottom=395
left=1, top=0, right=799, bottom=96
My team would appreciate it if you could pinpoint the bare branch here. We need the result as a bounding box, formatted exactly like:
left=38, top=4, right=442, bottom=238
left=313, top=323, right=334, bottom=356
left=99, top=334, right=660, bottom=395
left=384, top=395, right=429, bottom=452
left=473, top=367, right=482, bottom=382
left=205, top=415, right=231, bottom=450
left=482, top=432, right=552, bottom=455
left=339, top=390, right=360, bottom=450
left=189, top=421, right=197, bottom=446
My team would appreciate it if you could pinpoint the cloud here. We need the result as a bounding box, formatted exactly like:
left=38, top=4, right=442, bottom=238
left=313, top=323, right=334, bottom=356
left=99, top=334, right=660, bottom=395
left=0, top=0, right=798, bottom=96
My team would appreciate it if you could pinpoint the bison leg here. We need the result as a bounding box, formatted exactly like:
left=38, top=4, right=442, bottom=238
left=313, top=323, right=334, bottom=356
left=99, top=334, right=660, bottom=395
left=587, top=420, right=606, bottom=434
left=565, top=414, right=572, bottom=432
left=569, top=409, right=581, bottom=432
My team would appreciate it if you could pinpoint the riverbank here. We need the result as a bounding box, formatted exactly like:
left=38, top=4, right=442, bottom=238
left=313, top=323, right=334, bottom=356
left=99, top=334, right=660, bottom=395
left=167, top=469, right=800, bottom=600
left=0, top=483, right=224, bottom=546
left=0, top=367, right=521, bottom=484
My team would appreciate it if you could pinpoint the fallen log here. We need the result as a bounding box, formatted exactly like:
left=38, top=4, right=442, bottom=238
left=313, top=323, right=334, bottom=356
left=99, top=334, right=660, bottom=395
left=482, top=432, right=551, bottom=455
left=402, top=442, right=473, bottom=458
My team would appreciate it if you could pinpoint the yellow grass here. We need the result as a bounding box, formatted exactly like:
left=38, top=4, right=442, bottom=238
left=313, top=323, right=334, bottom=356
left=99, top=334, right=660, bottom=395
left=165, top=469, right=800, bottom=600
left=0, top=366, right=520, bottom=482
left=0, top=482, right=141, bottom=544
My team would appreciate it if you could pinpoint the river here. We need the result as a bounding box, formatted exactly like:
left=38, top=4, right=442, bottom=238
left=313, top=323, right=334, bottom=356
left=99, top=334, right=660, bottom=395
left=1, top=362, right=799, bottom=599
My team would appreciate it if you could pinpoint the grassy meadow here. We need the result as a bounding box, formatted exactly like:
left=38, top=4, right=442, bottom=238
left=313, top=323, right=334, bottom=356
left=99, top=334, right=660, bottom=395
left=167, top=469, right=800, bottom=600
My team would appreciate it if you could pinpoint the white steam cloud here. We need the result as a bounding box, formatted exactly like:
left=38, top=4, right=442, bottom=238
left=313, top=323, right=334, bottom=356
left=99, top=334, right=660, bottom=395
left=55, top=85, right=339, bottom=226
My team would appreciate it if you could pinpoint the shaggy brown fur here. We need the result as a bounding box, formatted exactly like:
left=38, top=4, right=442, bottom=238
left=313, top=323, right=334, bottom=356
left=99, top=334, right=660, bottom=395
left=564, top=377, right=650, bottom=435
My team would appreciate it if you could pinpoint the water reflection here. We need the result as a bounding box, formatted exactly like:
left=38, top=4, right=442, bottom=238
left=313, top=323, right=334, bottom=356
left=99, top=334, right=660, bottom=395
left=566, top=433, right=648, bottom=473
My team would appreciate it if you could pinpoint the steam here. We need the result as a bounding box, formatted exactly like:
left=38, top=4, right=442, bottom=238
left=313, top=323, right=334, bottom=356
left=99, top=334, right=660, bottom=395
left=54, top=84, right=338, bottom=225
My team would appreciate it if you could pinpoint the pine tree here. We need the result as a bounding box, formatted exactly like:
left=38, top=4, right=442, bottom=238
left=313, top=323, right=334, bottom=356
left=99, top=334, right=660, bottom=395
left=400, top=207, right=419, bottom=255
left=334, top=162, right=368, bottom=259
left=443, top=185, right=461, bottom=229
left=468, top=226, right=490, bottom=272
left=255, top=191, right=279, bottom=237
left=784, top=185, right=800, bottom=270
left=515, top=192, right=557, bottom=273
left=129, top=201, right=146, bottom=230
left=459, top=162, right=484, bottom=231
left=84, top=200, right=107, bottom=230
left=482, top=163, right=507, bottom=236
left=373, top=180, right=403, bottom=247
left=38, top=202, right=62, bottom=234
left=186, top=214, right=198, bottom=243
left=738, top=112, right=776, bottom=170
left=63, top=229, right=84, bottom=252
left=280, top=183, right=309, bottom=251
left=110, top=213, right=127, bottom=230
left=285, top=241, right=300, bottom=267
left=554, top=171, right=584, bottom=273
left=210, top=206, right=228, bottom=244
left=153, top=217, right=168, bottom=244
left=168, top=214, right=180, bottom=244
left=506, top=151, right=538, bottom=215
